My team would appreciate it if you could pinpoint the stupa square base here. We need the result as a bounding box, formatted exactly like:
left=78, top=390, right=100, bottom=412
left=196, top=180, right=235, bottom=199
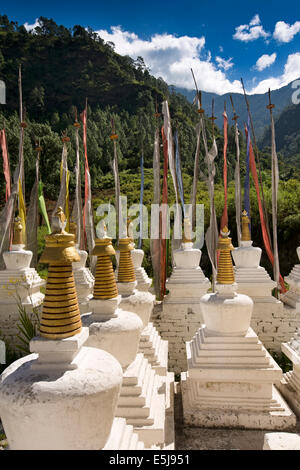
left=139, top=322, right=169, bottom=376
left=181, top=326, right=296, bottom=431
left=116, top=353, right=167, bottom=448
left=278, top=342, right=300, bottom=418
left=181, top=374, right=295, bottom=430
left=278, top=375, right=300, bottom=418
left=103, top=418, right=145, bottom=450
left=280, top=290, right=300, bottom=309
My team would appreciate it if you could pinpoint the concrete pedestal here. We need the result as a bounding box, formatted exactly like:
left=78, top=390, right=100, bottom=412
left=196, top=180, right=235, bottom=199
left=72, top=249, right=94, bottom=314
left=278, top=334, right=300, bottom=418
left=0, top=244, right=45, bottom=348
left=0, top=328, right=123, bottom=449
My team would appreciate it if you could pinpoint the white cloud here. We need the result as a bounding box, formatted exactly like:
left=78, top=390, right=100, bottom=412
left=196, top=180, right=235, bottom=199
left=23, top=18, right=39, bottom=31
left=250, top=52, right=300, bottom=93
left=215, top=56, right=234, bottom=71
left=250, top=14, right=260, bottom=26
left=255, top=53, right=277, bottom=71
left=233, top=14, right=270, bottom=42
left=273, top=21, right=300, bottom=43
left=96, top=26, right=242, bottom=94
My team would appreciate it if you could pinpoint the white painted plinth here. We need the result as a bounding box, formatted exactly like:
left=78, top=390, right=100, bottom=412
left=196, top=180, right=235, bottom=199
left=131, top=249, right=152, bottom=292
left=72, top=249, right=94, bottom=314
left=281, top=248, right=300, bottom=308
left=181, top=325, right=296, bottom=430
left=139, top=322, right=169, bottom=376
left=278, top=336, right=300, bottom=418
left=163, top=243, right=210, bottom=317
left=82, top=296, right=143, bottom=369
left=119, top=290, right=155, bottom=328
left=232, top=241, right=278, bottom=303
left=119, top=290, right=169, bottom=376
left=0, top=328, right=123, bottom=449
left=116, top=352, right=166, bottom=448
left=263, top=432, right=300, bottom=450
left=0, top=246, right=45, bottom=348
left=104, top=417, right=146, bottom=450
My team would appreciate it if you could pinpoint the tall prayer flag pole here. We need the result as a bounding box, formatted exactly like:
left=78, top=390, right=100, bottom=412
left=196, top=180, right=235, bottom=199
left=267, top=89, right=280, bottom=293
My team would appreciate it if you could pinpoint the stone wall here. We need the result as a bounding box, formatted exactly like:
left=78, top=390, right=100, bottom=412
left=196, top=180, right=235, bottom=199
left=250, top=303, right=300, bottom=354
left=151, top=302, right=203, bottom=375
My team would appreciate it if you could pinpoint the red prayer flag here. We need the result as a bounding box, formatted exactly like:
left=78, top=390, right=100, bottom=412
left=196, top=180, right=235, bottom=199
left=246, top=129, right=286, bottom=293
left=0, top=129, right=11, bottom=201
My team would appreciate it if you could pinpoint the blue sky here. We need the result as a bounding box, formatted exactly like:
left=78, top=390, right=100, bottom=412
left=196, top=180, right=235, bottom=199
left=2, top=0, right=300, bottom=94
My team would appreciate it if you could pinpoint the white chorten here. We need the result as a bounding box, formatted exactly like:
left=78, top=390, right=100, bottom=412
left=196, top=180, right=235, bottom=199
left=181, top=227, right=296, bottom=430
left=163, top=217, right=210, bottom=316
left=279, top=328, right=300, bottom=417
left=232, top=210, right=279, bottom=306
left=0, top=217, right=45, bottom=348
left=280, top=247, right=300, bottom=309
left=0, top=212, right=123, bottom=450
left=82, top=232, right=169, bottom=448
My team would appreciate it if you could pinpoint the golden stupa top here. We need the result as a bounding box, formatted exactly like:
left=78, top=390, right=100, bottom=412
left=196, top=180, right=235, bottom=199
left=12, top=217, right=23, bottom=245
left=241, top=210, right=251, bottom=241
left=118, top=236, right=134, bottom=252
left=40, top=207, right=80, bottom=264
left=216, top=226, right=235, bottom=285
left=217, top=226, right=234, bottom=251
left=92, top=233, right=115, bottom=257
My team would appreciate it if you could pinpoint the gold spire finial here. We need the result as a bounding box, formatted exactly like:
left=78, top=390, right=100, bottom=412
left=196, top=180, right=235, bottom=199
left=217, top=227, right=235, bottom=284
left=12, top=216, right=23, bottom=245
left=117, top=238, right=136, bottom=283
left=92, top=236, right=118, bottom=300
left=241, top=210, right=251, bottom=241
left=39, top=214, right=82, bottom=340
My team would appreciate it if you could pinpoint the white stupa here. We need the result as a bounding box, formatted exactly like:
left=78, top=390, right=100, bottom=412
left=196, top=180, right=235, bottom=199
left=181, top=226, right=296, bottom=430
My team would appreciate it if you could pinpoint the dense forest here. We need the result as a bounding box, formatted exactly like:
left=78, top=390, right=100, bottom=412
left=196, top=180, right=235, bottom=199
left=0, top=15, right=300, bottom=280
